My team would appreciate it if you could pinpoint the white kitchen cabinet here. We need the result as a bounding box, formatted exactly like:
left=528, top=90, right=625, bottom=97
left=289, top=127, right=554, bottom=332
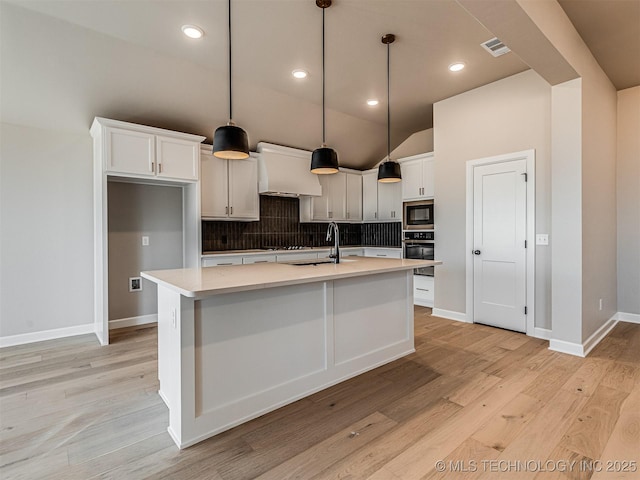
left=96, top=119, right=203, bottom=182
left=345, top=172, right=362, bottom=221
left=414, top=275, right=434, bottom=307
left=362, top=170, right=379, bottom=221
left=301, top=170, right=362, bottom=223
left=361, top=169, right=401, bottom=222
left=363, top=247, right=402, bottom=259
left=242, top=254, right=276, bottom=264
left=377, top=181, right=402, bottom=221
left=201, top=149, right=259, bottom=221
left=202, top=256, right=243, bottom=267
left=400, top=153, right=434, bottom=201
left=156, top=135, right=199, bottom=181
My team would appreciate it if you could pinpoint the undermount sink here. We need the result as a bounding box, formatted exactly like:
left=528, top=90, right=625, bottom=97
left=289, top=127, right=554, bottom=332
left=281, top=258, right=356, bottom=266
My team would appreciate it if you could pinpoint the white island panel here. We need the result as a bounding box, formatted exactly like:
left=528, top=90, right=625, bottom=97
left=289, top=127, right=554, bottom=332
left=195, top=283, right=327, bottom=416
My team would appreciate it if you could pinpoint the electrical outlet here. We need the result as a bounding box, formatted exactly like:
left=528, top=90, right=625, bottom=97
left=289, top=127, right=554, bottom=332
left=142, top=236, right=149, bottom=246
left=129, top=277, right=142, bottom=292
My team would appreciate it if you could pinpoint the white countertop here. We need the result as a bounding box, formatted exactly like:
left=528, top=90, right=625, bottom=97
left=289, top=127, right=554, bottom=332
left=142, top=257, right=440, bottom=298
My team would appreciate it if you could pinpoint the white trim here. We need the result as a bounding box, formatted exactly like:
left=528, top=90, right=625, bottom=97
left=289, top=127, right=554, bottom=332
left=0, top=323, right=95, bottom=349
left=465, top=149, right=536, bottom=336
left=109, top=314, right=158, bottom=330
left=616, top=312, right=640, bottom=324
left=431, top=308, right=470, bottom=323
left=549, top=314, right=618, bottom=357
left=533, top=327, right=552, bottom=340
left=414, top=299, right=434, bottom=308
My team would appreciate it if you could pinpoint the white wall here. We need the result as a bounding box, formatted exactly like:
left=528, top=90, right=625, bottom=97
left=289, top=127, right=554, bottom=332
left=433, top=70, right=552, bottom=329
left=617, top=87, right=640, bottom=316
left=391, top=129, right=434, bottom=160
left=0, top=123, right=94, bottom=337
left=107, top=182, right=184, bottom=322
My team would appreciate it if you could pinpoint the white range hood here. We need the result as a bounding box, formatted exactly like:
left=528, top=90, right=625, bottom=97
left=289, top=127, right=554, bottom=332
left=257, top=142, right=322, bottom=197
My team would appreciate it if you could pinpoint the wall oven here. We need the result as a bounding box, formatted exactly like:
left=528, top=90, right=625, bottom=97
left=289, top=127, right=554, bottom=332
left=403, top=231, right=434, bottom=276
left=403, top=200, right=434, bottom=230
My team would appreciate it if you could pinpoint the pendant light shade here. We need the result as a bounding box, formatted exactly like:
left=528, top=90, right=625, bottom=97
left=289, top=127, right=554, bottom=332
left=311, top=0, right=339, bottom=175
left=378, top=160, right=402, bottom=182
left=378, top=33, right=401, bottom=183
left=213, top=124, right=249, bottom=160
left=213, top=0, right=249, bottom=160
left=311, top=146, right=339, bottom=174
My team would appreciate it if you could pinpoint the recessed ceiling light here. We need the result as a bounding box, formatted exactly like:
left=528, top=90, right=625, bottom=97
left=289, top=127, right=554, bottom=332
left=449, top=62, right=465, bottom=72
left=367, top=99, right=379, bottom=106
left=292, top=69, right=308, bottom=79
left=182, top=25, right=204, bottom=39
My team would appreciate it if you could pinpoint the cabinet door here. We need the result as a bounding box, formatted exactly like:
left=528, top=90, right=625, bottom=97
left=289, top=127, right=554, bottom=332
left=377, top=181, right=402, bottom=221
left=229, top=157, right=259, bottom=220
left=345, top=173, right=362, bottom=221
left=201, top=152, right=229, bottom=218
left=422, top=158, right=435, bottom=198
left=202, top=256, right=243, bottom=267
left=156, top=135, right=199, bottom=181
left=327, top=172, right=347, bottom=220
left=105, top=127, right=155, bottom=176
left=401, top=158, right=423, bottom=201
left=362, top=171, right=378, bottom=222
left=312, top=176, right=331, bottom=221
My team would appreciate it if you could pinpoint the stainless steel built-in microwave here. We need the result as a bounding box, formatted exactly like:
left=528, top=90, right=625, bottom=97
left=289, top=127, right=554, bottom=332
left=403, top=200, right=434, bottom=230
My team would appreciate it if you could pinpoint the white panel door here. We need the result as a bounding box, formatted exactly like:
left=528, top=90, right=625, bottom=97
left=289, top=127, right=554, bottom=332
left=473, top=159, right=527, bottom=332
left=401, top=159, right=423, bottom=201
left=156, top=135, right=199, bottom=181
left=229, top=157, right=259, bottom=219
left=346, top=173, right=362, bottom=221
left=201, top=152, right=229, bottom=218
left=362, top=171, right=378, bottom=221
left=105, top=127, right=155, bottom=176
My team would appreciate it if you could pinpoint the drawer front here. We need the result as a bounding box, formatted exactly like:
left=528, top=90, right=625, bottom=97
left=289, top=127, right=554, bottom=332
left=414, top=275, right=434, bottom=302
left=242, top=255, right=276, bottom=264
left=202, top=256, right=243, bottom=267
left=364, top=248, right=402, bottom=259
left=276, top=252, right=319, bottom=262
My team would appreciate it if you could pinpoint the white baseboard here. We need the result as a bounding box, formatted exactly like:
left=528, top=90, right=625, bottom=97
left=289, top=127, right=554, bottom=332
left=109, top=314, right=158, bottom=330
left=533, top=327, right=552, bottom=340
left=549, top=314, right=618, bottom=357
left=0, top=323, right=95, bottom=349
left=616, top=311, right=640, bottom=324
left=431, top=308, right=470, bottom=323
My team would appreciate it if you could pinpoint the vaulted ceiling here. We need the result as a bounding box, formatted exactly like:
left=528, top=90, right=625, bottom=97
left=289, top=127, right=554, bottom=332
left=1, top=0, right=637, bottom=169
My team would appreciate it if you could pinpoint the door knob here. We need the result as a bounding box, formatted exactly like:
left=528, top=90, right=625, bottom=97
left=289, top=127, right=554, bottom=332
left=473, top=250, right=481, bottom=255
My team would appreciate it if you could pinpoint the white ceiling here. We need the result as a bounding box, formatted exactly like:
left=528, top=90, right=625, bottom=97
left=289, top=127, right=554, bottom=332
left=1, top=0, right=635, bottom=169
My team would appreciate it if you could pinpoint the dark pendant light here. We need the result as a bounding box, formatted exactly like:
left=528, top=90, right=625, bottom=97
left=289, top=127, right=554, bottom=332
left=378, top=33, right=401, bottom=183
left=213, top=0, right=249, bottom=160
left=311, top=0, right=339, bottom=174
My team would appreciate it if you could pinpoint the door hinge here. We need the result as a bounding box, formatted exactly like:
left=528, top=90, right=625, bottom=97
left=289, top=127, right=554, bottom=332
left=522, top=172, right=528, bottom=182
left=524, top=306, right=528, bottom=315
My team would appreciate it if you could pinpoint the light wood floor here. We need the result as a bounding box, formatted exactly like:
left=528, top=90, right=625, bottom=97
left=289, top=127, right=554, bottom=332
left=1, top=308, right=639, bottom=479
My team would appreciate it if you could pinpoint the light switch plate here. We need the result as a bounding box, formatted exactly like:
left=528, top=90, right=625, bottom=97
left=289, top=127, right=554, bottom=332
left=142, top=236, right=149, bottom=246
left=536, top=234, right=549, bottom=245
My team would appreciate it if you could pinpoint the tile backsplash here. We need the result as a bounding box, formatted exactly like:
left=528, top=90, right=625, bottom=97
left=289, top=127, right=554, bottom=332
left=202, top=195, right=401, bottom=252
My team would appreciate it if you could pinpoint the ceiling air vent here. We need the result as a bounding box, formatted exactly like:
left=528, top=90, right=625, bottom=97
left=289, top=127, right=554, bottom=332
left=481, top=37, right=511, bottom=57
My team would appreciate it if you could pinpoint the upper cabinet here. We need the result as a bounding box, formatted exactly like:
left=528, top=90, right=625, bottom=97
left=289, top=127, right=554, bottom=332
left=300, top=170, right=362, bottom=222
left=90, top=117, right=205, bottom=183
left=201, top=148, right=259, bottom=221
left=400, top=153, right=434, bottom=201
left=362, top=169, right=402, bottom=222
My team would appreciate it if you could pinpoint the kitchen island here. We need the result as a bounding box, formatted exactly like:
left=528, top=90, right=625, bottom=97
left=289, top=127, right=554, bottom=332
left=142, top=256, right=440, bottom=448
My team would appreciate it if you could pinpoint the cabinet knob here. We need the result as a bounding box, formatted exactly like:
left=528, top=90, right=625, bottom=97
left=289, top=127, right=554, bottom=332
left=473, top=250, right=481, bottom=255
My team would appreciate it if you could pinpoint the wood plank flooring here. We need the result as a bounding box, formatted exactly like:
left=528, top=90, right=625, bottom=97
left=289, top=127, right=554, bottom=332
left=1, top=308, right=638, bottom=479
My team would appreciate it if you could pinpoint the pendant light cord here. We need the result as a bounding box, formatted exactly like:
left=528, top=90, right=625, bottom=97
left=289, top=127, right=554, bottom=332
left=386, top=41, right=391, bottom=162
left=228, top=0, right=233, bottom=123
left=322, top=7, right=326, bottom=146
